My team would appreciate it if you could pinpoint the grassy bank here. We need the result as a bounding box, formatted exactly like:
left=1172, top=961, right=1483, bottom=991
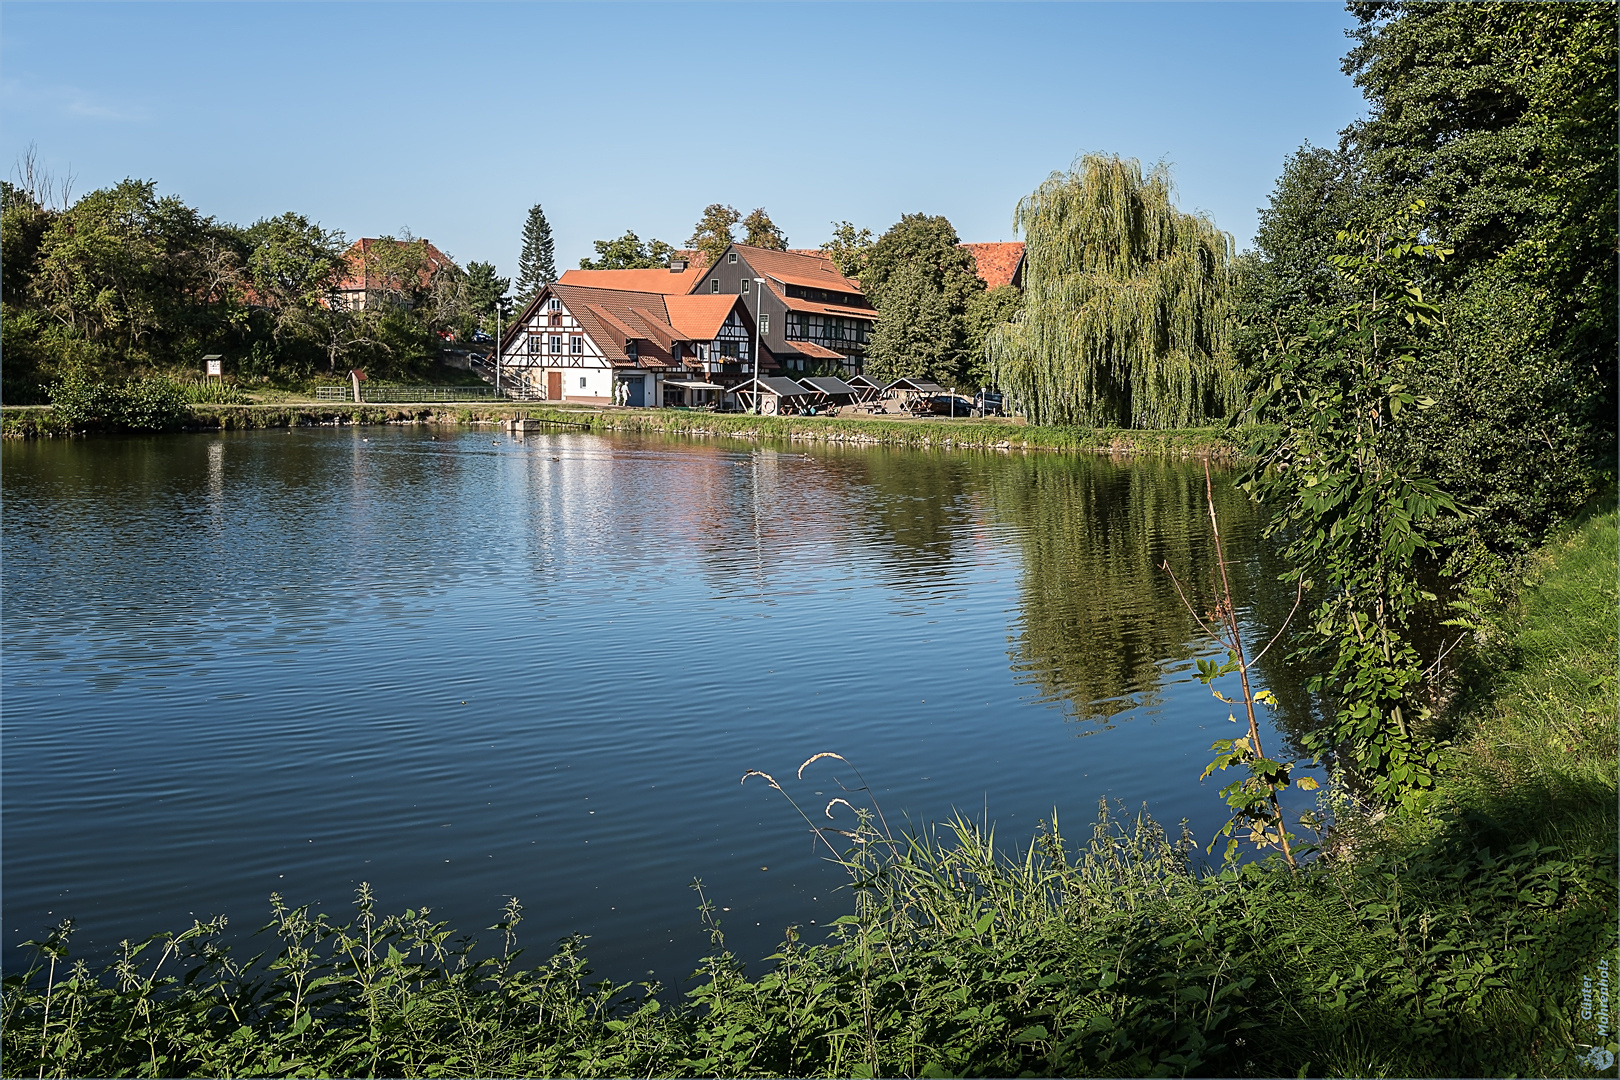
left=4, top=510, right=1613, bottom=1077
left=0, top=402, right=1253, bottom=459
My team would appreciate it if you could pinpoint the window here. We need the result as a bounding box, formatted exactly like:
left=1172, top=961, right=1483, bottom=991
left=728, top=252, right=738, bottom=264
left=760, top=312, right=770, bottom=335
left=741, top=279, right=749, bottom=294
left=579, top=377, right=587, bottom=389
left=549, top=298, right=561, bottom=311
left=550, top=313, right=562, bottom=326
left=710, top=279, right=719, bottom=294
left=626, top=341, right=638, bottom=362
left=570, top=335, right=583, bottom=354
left=527, top=334, right=542, bottom=355
left=550, top=335, right=563, bottom=354
left=671, top=343, right=681, bottom=363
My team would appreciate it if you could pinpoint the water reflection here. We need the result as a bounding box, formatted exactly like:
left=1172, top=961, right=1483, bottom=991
left=3, top=428, right=1319, bottom=983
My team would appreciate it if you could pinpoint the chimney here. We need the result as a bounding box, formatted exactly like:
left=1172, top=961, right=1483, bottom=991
left=669, top=258, right=688, bottom=272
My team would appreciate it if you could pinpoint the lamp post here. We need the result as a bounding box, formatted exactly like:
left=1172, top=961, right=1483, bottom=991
left=751, top=278, right=765, bottom=414
left=494, top=294, right=511, bottom=398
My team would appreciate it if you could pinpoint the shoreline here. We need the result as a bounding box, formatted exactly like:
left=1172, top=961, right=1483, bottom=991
left=0, top=402, right=1258, bottom=459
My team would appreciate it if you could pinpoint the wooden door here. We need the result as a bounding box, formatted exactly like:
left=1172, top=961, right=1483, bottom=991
left=547, top=371, right=562, bottom=400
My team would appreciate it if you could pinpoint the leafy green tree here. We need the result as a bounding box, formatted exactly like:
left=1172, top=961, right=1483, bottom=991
left=687, top=204, right=740, bottom=267
left=819, top=221, right=873, bottom=280
left=741, top=208, right=787, bottom=250
left=464, top=261, right=510, bottom=336
left=859, top=213, right=980, bottom=312
left=242, top=212, right=347, bottom=345
left=1336, top=0, right=1616, bottom=577
left=578, top=231, right=676, bottom=270
left=859, top=214, right=983, bottom=387
left=987, top=154, right=1237, bottom=429
left=863, top=261, right=957, bottom=386
left=1243, top=203, right=1458, bottom=806
left=515, top=203, right=555, bottom=301
left=962, top=285, right=1022, bottom=389
left=1230, top=144, right=1359, bottom=378
left=31, top=179, right=235, bottom=358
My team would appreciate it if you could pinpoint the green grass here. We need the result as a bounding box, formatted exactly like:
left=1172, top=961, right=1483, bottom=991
left=3, top=401, right=1257, bottom=459
left=2, top=517, right=1613, bottom=1078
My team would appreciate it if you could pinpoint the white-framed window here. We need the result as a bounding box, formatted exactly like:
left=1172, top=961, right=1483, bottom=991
left=728, top=252, right=738, bottom=264
left=570, top=335, right=583, bottom=354
left=579, top=376, right=587, bottom=389
left=550, top=335, right=563, bottom=354
left=741, top=279, right=750, bottom=294
left=760, top=312, right=770, bottom=335
left=527, top=334, right=542, bottom=354
left=549, top=298, right=561, bottom=311
left=710, top=279, right=719, bottom=294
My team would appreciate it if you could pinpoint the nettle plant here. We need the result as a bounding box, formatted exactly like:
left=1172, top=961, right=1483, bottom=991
left=1167, top=463, right=1316, bottom=868
left=1243, top=201, right=1461, bottom=809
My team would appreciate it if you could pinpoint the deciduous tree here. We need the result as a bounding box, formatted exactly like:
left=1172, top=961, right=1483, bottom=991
left=687, top=204, right=740, bottom=267
left=987, top=154, right=1237, bottom=428
left=741, top=208, right=786, bottom=250
left=578, top=231, right=676, bottom=270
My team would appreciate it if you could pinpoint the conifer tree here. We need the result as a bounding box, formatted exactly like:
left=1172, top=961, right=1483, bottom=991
left=516, top=203, right=556, bottom=301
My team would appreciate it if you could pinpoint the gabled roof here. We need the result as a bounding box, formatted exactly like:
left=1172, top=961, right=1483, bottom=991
left=800, top=376, right=858, bottom=396
left=501, top=282, right=749, bottom=367
left=557, top=265, right=706, bottom=294
left=335, top=237, right=457, bottom=293
left=847, top=374, right=884, bottom=389
left=886, top=378, right=946, bottom=393
left=960, top=242, right=1025, bottom=290
left=663, top=294, right=738, bottom=341
left=735, top=376, right=815, bottom=398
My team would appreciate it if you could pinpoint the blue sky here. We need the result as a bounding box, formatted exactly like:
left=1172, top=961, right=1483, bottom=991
left=2, top=3, right=1367, bottom=279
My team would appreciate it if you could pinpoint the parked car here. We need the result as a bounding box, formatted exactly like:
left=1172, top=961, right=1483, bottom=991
left=974, top=391, right=1006, bottom=416
left=909, top=394, right=977, bottom=417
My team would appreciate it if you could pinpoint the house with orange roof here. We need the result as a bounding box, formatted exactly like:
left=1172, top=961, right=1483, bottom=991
left=330, top=237, right=458, bottom=312
left=959, top=242, right=1025, bottom=290
left=692, top=243, right=877, bottom=377
left=496, top=279, right=758, bottom=407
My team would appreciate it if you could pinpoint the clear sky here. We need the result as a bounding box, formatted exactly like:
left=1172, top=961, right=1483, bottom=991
left=2, top=2, right=1367, bottom=280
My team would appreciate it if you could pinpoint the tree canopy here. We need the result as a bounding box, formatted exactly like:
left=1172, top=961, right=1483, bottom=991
left=860, top=214, right=988, bottom=389
left=988, top=154, right=1237, bottom=428
left=741, top=208, right=787, bottom=251
left=687, top=204, right=740, bottom=267
left=578, top=231, right=677, bottom=270
left=818, top=221, right=872, bottom=280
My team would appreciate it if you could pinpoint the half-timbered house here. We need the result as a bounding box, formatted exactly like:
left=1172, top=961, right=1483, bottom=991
left=496, top=282, right=758, bottom=406
left=690, top=244, right=877, bottom=377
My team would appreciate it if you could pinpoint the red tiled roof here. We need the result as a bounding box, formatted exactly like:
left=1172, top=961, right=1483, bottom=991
left=776, top=292, right=878, bottom=321
left=662, top=295, right=737, bottom=341
left=503, top=283, right=749, bottom=367
left=724, top=244, right=864, bottom=296
left=777, top=339, right=845, bottom=360
left=959, top=242, right=1025, bottom=290
left=334, top=238, right=457, bottom=293
left=557, top=265, right=706, bottom=294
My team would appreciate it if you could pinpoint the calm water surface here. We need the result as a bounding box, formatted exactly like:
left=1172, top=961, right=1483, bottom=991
left=2, top=427, right=1318, bottom=981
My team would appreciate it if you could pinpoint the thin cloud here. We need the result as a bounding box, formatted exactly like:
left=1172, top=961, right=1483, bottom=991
left=0, top=78, right=148, bottom=123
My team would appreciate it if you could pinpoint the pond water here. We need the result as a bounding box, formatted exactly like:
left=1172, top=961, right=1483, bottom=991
left=2, top=426, right=1320, bottom=983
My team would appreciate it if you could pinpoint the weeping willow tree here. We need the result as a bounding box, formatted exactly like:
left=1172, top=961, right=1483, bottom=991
left=988, top=154, right=1238, bottom=428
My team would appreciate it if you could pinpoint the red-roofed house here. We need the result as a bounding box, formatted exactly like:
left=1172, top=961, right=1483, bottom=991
left=496, top=280, right=758, bottom=406
left=331, top=238, right=459, bottom=312
left=959, top=242, right=1025, bottom=290
left=691, top=243, right=877, bottom=376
